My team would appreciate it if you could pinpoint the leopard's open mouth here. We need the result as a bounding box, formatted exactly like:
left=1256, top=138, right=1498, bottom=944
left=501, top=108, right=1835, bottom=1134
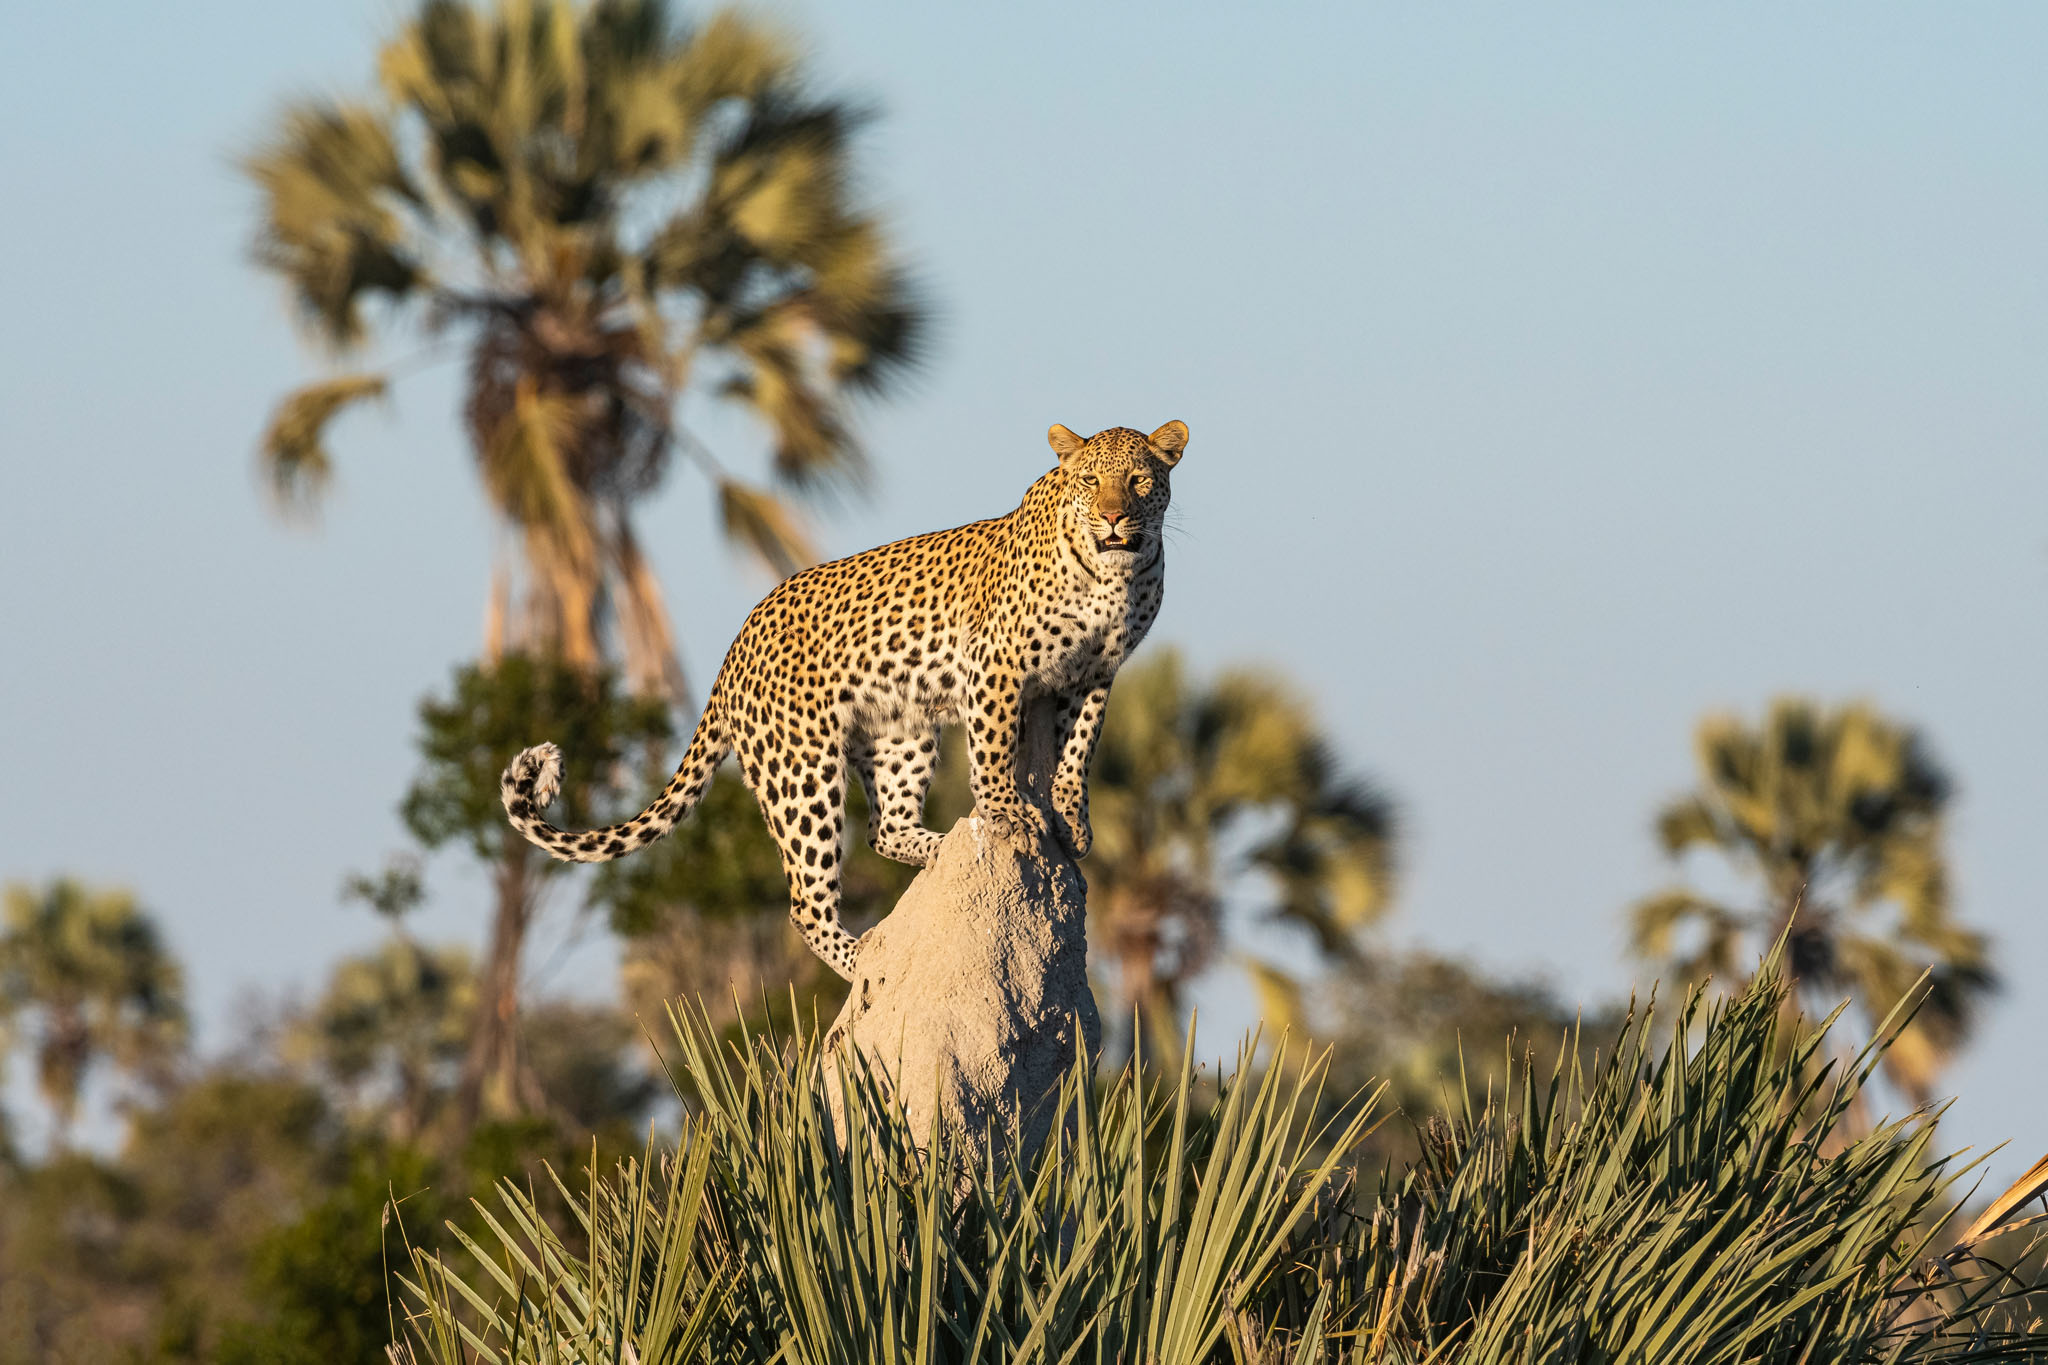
left=1096, top=533, right=1135, bottom=552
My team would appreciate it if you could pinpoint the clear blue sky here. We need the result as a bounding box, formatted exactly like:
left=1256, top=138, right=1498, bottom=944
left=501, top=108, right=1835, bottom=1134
left=2, top=3, right=2043, bottom=1172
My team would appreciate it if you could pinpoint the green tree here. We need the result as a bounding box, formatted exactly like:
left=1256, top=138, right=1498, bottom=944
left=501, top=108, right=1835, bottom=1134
left=1630, top=696, right=1995, bottom=1105
left=214, top=1142, right=441, bottom=1365
left=399, top=653, right=669, bottom=1122
left=245, top=0, right=928, bottom=699
left=0, top=881, right=187, bottom=1149
left=1083, top=649, right=1396, bottom=1058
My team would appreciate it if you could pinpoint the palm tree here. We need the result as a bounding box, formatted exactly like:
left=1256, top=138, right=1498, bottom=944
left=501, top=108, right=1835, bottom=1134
left=295, top=854, right=474, bottom=1137
left=245, top=0, right=927, bottom=699
left=1083, top=650, right=1396, bottom=1058
left=246, top=2, right=924, bottom=1126
left=1630, top=697, right=1994, bottom=1105
left=0, top=881, right=188, bottom=1149
left=290, top=926, right=476, bottom=1140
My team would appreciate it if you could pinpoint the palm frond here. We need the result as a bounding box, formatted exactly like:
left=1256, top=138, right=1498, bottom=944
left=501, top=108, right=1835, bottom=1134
left=720, top=310, right=865, bottom=488
left=716, top=479, right=815, bottom=579
left=669, top=9, right=794, bottom=115
left=477, top=379, right=594, bottom=553
left=821, top=265, right=931, bottom=397
left=1240, top=956, right=1309, bottom=1039
left=1629, top=887, right=1740, bottom=969
left=1833, top=933, right=1996, bottom=1106
left=245, top=102, right=425, bottom=346
left=1654, top=791, right=1726, bottom=856
left=256, top=373, right=389, bottom=516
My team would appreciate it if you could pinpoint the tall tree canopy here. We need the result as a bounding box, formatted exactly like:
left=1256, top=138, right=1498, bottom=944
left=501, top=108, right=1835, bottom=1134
left=1630, top=696, right=1994, bottom=1105
left=246, top=0, right=928, bottom=697
left=1083, top=650, right=1397, bottom=1057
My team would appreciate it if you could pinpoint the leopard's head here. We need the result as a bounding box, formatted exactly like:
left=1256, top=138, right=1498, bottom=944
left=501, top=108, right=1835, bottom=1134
left=1047, top=421, right=1188, bottom=567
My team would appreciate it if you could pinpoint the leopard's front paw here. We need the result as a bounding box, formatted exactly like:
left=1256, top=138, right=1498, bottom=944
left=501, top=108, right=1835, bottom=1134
left=978, top=798, right=1051, bottom=847
left=1054, top=805, right=1092, bottom=858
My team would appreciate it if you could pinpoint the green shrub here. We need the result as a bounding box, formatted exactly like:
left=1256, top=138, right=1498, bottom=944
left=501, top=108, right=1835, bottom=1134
left=392, top=956, right=2045, bottom=1363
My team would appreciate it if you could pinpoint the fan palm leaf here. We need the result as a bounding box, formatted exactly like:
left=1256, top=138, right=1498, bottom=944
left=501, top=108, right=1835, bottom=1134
left=255, top=373, right=389, bottom=514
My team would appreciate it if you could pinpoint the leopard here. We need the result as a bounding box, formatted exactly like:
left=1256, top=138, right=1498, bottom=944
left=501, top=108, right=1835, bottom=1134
left=500, top=420, right=1188, bottom=980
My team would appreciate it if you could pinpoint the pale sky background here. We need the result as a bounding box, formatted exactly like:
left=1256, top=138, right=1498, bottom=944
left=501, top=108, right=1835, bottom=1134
left=2, top=4, right=2044, bottom=1174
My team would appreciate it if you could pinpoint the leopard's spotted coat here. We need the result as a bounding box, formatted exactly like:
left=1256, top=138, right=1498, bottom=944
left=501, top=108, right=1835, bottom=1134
left=501, top=420, right=1188, bottom=979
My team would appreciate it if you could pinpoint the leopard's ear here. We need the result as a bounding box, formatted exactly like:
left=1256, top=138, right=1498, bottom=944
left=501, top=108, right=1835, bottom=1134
left=1048, top=424, right=1090, bottom=466
left=1148, top=420, right=1189, bottom=465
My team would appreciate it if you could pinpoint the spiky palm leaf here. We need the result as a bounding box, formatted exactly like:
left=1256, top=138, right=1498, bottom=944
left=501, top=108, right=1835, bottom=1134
left=394, top=958, right=2048, bottom=1363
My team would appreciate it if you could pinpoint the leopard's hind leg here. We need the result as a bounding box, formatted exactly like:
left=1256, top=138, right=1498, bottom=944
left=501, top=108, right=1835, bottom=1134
left=850, top=724, right=944, bottom=868
left=750, top=739, right=859, bottom=980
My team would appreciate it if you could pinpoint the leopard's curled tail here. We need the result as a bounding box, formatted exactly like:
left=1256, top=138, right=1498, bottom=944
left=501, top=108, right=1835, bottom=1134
left=500, top=709, right=730, bottom=863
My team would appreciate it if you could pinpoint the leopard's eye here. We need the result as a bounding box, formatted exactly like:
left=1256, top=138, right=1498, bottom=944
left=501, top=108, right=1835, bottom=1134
left=1082, top=473, right=1098, bottom=486
left=1132, top=476, right=1152, bottom=496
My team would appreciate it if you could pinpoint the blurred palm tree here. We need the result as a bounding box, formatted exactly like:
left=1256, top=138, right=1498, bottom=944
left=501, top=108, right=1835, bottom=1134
left=246, top=3, right=925, bottom=1128
left=245, top=0, right=927, bottom=699
left=0, top=881, right=188, bottom=1149
left=289, top=867, right=477, bottom=1142
left=1083, top=650, right=1396, bottom=1058
left=1630, top=697, right=1994, bottom=1105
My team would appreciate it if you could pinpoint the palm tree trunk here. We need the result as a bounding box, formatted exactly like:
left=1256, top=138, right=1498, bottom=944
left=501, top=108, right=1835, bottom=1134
left=482, top=558, right=511, bottom=664
left=1112, top=888, right=1167, bottom=1063
left=612, top=514, right=689, bottom=704
left=456, top=830, right=544, bottom=1127
left=522, top=524, right=602, bottom=673
left=39, top=999, right=89, bottom=1152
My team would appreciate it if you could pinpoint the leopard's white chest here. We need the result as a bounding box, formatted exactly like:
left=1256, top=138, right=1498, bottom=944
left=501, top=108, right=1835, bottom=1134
left=1036, top=563, right=1160, bottom=689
